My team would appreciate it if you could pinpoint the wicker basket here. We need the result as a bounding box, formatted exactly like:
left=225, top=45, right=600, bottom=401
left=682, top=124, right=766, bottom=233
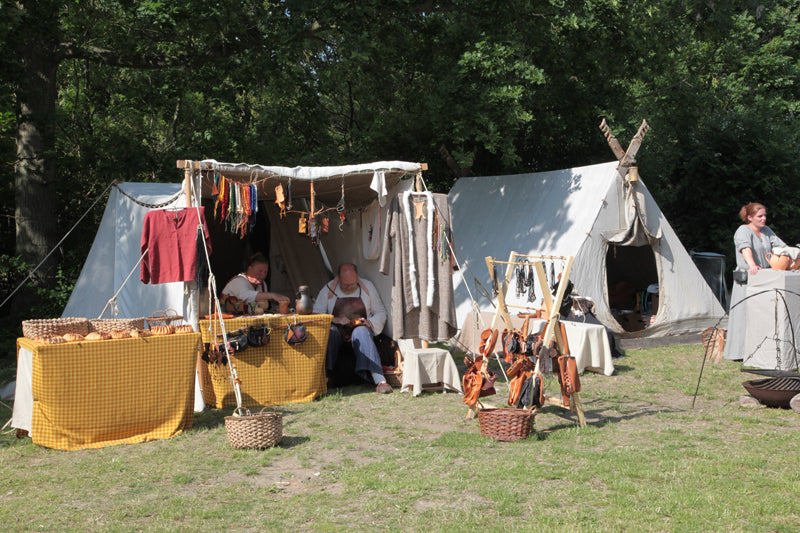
left=146, top=309, right=184, bottom=327
left=224, top=408, right=283, bottom=449
left=22, top=317, right=89, bottom=339
left=383, top=347, right=404, bottom=388
left=88, top=318, right=146, bottom=333
left=384, top=369, right=403, bottom=388
left=477, top=407, right=535, bottom=442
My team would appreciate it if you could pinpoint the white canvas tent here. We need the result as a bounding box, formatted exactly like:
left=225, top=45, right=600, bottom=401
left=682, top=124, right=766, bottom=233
left=448, top=161, right=726, bottom=338
left=63, top=182, right=192, bottom=321
left=63, top=160, right=426, bottom=340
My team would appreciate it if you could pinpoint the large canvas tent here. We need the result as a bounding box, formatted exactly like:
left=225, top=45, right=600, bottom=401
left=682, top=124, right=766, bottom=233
left=448, top=161, right=726, bottom=338
left=63, top=160, right=427, bottom=340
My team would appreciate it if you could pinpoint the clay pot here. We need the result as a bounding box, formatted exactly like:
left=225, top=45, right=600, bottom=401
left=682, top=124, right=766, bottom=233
left=295, top=285, right=313, bottom=315
left=765, top=253, right=792, bottom=271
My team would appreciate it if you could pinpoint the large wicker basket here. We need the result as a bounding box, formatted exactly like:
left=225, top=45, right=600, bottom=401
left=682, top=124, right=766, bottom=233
left=22, top=317, right=89, bottom=339
left=146, top=309, right=184, bottom=328
left=88, top=318, right=146, bottom=333
left=224, top=408, right=283, bottom=449
left=477, top=407, right=535, bottom=442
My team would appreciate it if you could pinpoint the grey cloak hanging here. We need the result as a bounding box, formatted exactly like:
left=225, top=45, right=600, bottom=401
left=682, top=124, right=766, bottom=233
left=379, top=191, right=457, bottom=341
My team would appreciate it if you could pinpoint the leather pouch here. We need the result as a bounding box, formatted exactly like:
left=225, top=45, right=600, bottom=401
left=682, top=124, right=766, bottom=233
left=247, top=325, right=270, bottom=347
left=285, top=324, right=308, bottom=345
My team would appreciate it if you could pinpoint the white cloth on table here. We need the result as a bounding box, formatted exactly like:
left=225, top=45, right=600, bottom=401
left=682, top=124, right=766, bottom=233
left=398, top=345, right=463, bottom=396
left=739, top=270, right=800, bottom=371
left=11, top=346, right=33, bottom=435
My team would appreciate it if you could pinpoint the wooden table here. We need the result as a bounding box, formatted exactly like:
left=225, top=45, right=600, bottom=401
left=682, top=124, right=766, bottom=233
left=12, top=333, right=200, bottom=451
left=198, top=314, right=331, bottom=408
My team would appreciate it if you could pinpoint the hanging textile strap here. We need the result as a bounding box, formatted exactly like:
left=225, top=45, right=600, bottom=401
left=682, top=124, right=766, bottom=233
left=189, top=174, right=245, bottom=411
left=0, top=180, right=117, bottom=312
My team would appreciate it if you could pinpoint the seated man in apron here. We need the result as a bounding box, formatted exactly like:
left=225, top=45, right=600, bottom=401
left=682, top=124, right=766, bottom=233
left=313, top=263, right=392, bottom=394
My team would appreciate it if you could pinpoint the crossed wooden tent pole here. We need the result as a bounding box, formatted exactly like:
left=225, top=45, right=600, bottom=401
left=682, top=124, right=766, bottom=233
left=599, top=118, right=650, bottom=180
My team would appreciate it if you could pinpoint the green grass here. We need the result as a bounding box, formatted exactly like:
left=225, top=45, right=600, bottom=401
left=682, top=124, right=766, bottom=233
left=2, top=344, right=800, bottom=532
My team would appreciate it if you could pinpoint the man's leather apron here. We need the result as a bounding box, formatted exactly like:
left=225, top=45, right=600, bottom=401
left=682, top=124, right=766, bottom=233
left=332, top=289, right=367, bottom=342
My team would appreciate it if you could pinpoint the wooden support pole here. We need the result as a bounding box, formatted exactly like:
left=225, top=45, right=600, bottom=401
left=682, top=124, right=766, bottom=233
left=182, top=162, right=194, bottom=208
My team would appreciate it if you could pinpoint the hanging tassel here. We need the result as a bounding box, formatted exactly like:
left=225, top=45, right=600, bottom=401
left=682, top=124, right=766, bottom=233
left=249, top=184, right=258, bottom=232
left=336, top=198, right=346, bottom=231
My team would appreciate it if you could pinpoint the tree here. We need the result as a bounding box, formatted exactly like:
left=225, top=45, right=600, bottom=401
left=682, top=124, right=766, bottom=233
left=1, top=0, right=315, bottom=287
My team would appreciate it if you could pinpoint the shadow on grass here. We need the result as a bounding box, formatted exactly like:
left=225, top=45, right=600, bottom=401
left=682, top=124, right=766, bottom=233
left=322, top=383, right=383, bottom=397
left=578, top=398, right=684, bottom=426
left=278, top=435, right=310, bottom=448
left=529, top=397, right=685, bottom=440
left=609, top=363, right=635, bottom=374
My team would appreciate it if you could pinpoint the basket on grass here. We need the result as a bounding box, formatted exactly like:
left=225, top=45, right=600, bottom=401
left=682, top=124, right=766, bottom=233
left=383, top=348, right=404, bottom=388
left=146, top=309, right=184, bottom=328
left=22, top=317, right=89, bottom=340
left=477, top=407, right=535, bottom=442
left=224, top=408, right=283, bottom=449
left=88, top=317, right=146, bottom=334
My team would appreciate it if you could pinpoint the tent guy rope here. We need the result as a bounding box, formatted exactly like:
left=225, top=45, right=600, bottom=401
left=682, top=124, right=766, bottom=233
left=0, top=181, right=118, bottom=312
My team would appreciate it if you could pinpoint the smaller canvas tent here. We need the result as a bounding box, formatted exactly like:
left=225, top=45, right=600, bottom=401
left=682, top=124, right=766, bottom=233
left=448, top=161, right=726, bottom=338
left=63, top=182, right=191, bottom=321
left=63, top=161, right=427, bottom=340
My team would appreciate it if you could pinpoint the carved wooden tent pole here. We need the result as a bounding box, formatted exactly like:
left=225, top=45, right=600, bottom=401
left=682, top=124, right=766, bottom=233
left=599, top=118, right=650, bottom=181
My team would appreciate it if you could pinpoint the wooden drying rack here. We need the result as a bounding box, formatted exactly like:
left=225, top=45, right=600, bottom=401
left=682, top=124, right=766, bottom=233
left=476, top=251, right=586, bottom=427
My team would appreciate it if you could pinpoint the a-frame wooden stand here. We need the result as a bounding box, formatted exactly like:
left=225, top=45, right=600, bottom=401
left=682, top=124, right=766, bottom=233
left=480, top=251, right=586, bottom=427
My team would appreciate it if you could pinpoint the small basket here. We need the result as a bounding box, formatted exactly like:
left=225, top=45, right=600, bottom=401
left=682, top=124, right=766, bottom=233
left=88, top=318, right=146, bottom=333
left=477, top=407, right=535, bottom=442
left=384, top=369, right=403, bottom=388
left=224, top=408, right=283, bottom=449
left=382, top=347, right=404, bottom=388
left=22, top=317, right=89, bottom=339
left=146, top=309, right=184, bottom=328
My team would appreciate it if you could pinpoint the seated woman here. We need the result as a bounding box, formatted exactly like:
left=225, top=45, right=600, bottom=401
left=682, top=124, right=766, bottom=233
left=220, top=253, right=290, bottom=315
left=725, top=202, right=787, bottom=360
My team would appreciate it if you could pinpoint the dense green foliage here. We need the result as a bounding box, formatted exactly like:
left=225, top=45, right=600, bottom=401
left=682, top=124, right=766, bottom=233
left=0, top=1, right=799, bottom=356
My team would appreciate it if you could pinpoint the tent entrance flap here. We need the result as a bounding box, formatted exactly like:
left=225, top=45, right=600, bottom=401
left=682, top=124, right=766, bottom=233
left=606, top=243, right=658, bottom=332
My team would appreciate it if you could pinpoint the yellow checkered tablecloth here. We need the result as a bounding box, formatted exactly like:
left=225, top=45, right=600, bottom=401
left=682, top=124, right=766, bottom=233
left=198, top=314, right=331, bottom=408
left=18, top=333, right=200, bottom=451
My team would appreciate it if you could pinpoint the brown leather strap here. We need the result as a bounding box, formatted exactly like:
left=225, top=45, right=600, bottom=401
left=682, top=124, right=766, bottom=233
left=559, top=322, right=571, bottom=355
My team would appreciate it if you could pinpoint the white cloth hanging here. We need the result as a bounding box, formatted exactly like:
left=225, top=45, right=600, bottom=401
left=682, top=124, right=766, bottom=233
left=361, top=201, right=382, bottom=261
left=370, top=170, right=389, bottom=206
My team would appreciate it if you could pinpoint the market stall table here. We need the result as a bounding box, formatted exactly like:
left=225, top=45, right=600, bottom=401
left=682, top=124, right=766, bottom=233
left=11, top=333, right=200, bottom=451
left=198, top=314, right=332, bottom=408
left=732, top=270, right=800, bottom=370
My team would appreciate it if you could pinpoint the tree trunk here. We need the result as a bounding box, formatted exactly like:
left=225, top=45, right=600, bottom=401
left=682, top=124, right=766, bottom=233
left=15, top=29, right=61, bottom=287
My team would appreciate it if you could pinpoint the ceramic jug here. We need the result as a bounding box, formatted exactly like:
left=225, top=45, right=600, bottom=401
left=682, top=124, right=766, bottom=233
left=765, top=252, right=792, bottom=271
left=295, top=285, right=313, bottom=315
